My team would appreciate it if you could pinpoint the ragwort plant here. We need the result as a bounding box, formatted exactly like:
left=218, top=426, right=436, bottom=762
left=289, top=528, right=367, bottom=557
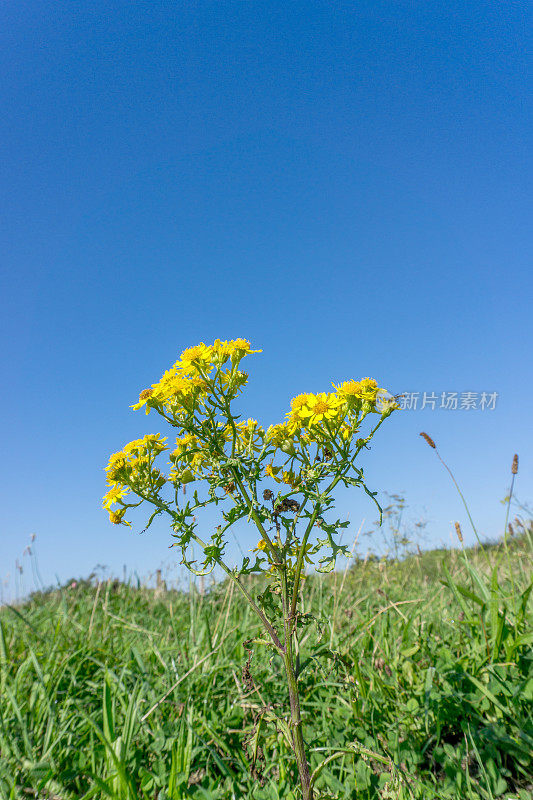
left=103, top=338, right=398, bottom=800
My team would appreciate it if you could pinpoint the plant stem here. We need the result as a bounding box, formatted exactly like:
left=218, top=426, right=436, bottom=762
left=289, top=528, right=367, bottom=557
left=279, top=564, right=313, bottom=799
left=283, top=616, right=313, bottom=799
left=434, top=450, right=490, bottom=564
left=500, top=470, right=517, bottom=602
left=290, top=473, right=342, bottom=619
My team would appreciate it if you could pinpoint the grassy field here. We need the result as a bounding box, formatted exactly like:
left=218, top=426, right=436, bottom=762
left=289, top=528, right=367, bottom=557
left=1, top=530, right=532, bottom=800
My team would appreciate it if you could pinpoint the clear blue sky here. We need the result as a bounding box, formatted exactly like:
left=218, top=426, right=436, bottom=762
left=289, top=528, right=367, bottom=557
left=2, top=1, right=531, bottom=599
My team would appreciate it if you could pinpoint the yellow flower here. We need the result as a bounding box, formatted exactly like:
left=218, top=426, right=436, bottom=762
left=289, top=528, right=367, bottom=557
left=191, top=452, right=208, bottom=473
left=266, top=422, right=293, bottom=447
left=265, top=462, right=282, bottom=481
left=131, top=388, right=154, bottom=412
left=171, top=434, right=198, bottom=459
left=282, top=469, right=300, bottom=488
left=142, top=433, right=168, bottom=452
left=211, top=339, right=233, bottom=365
left=108, top=509, right=131, bottom=526
left=169, top=434, right=208, bottom=477
left=359, top=377, right=379, bottom=401
left=332, top=380, right=361, bottom=402
left=132, top=367, right=200, bottom=412
left=298, top=392, right=342, bottom=426
left=102, top=484, right=129, bottom=510
left=290, top=393, right=312, bottom=413
left=105, top=452, right=128, bottom=483
left=333, top=378, right=381, bottom=406
left=233, top=418, right=265, bottom=452
left=123, top=438, right=142, bottom=456
left=122, top=433, right=167, bottom=459
left=284, top=394, right=312, bottom=431
left=178, top=343, right=213, bottom=374
left=250, top=538, right=280, bottom=562
left=220, top=369, right=249, bottom=394
left=339, top=423, right=355, bottom=441
left=230, top=338, right=261, bottom=356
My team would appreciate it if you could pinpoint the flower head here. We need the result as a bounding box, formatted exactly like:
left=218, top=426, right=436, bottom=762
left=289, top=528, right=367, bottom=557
left=109, top=509, right=131, bottom=526
left=178, top=343, right=213, bottom=374
left=230, top=338, right=261, bottom=358
left=102, top=484, right=130, bottom=510
left=298, top=392, right=342, bottom=427
left=266, top=422, right=293, bottom=447
left=333, top=378, right=383, bottom=409
left=265, top=462, right=282, bottom=481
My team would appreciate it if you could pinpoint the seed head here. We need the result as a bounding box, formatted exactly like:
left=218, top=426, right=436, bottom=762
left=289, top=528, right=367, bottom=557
left=420, top=432, right=436, bottom=449
left=455, top=522, right=463, bottom=543
left=263, top=489, right=274, bottom=501
left=508, top=523, right=515, bottom=537
left=274, top=498, right=300, bottom=514
left=512, top=454, right=518, bottom=475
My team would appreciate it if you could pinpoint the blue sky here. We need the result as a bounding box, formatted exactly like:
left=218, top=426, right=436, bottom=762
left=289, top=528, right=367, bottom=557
left=2, top=1, right=531, bottom=599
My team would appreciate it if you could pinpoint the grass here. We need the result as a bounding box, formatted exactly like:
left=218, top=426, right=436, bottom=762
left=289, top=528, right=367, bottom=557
left=0, top=530, right=532, bottom=800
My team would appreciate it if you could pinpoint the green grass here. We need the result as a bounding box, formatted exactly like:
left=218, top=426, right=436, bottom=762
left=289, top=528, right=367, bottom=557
left=1, top=531, right=532, bottom=800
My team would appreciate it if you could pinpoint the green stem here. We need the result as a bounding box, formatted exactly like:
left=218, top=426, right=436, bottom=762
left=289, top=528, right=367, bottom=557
left=281, top=566, right=313, bottom=800
left=500, top=471, right=516, bottom=602
left=504, top=472, right=516, bottom=540
left=284, top=653, right=313, bottom=799
left=290, top=473, right=342, bottom=619
left=435, top=450, right=489, bottom=564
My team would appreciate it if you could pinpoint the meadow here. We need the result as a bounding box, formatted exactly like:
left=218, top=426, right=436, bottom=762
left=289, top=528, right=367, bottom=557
left=1, top=529, right=532, bottom=800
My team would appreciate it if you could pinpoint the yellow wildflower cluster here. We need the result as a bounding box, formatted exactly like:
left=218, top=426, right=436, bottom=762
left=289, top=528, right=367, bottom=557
left=332, top=378, right=380, bottom=404
left=265, top=422, right=293, bottom=447
left=132, top=338, right=261, bottom=415
left=260, top=384, right=390, bottom=484
left=102, top=483, right=129, bottom=510
left=168, top=433, right=211, bottom=484
left=104, top=338, right=397, bottom=537
left=219, top=369, right=249, bottom=395
left=131, top=370, right=208, bottom=414
left=263, top=461, right=302, bottom=487
left=285, top=392, right=337, bottom=431
left=265, top=462, right=281, bottom=480
left=231, top=418, right=265, bottom=454
left=122, top=433, right=168, bottom=458
left=105, top=433, right=168, bottom=485
left=103, top=433, right=168, bottom=523
left=284, top=379, right=389, bottom=436
left=282, top=469, right=301, bottom=489
left=180, top=338, right=259, bottom=373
